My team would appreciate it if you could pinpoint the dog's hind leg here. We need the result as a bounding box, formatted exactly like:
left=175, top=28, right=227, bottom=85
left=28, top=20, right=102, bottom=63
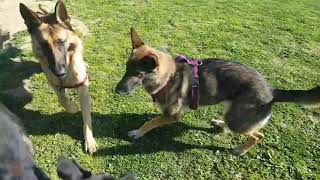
left=51, top=85, right=79, bottom=113
left=128, top=114, right=180, bottom=140
left=78, top=84, right=97, bottom=154
left=253, top=131, right=264, bottom=143
left=232, top=131, right=264, bottom=156
left=224, top=96, right=272, bottom=156
left=232, top=114, right=269, bottom=156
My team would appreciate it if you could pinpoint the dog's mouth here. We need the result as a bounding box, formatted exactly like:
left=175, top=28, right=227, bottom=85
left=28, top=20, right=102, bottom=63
left=51, top=68, right=68, bottom=79
left=56, top=73, right=67, bottom=79
left=116, top=82, right=142, bottom=96
left=117, top=90, right=134, bottom=96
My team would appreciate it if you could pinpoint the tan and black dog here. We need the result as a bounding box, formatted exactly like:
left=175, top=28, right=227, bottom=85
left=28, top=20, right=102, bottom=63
left=19, top=0, right=97, bottom=154
left=116, top=28, right=320, bottom=156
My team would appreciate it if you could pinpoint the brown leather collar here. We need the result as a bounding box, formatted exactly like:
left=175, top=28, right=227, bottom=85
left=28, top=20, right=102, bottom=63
left=151, top=82, right=169, bottom=103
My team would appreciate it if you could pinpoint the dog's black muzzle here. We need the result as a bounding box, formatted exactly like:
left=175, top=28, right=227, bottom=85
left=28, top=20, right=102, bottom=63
left=116, top=76, right=142, bottom=95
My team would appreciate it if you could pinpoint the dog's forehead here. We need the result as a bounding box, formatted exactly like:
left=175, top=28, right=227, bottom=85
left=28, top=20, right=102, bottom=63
left=131, top=45, right=155, bottom=61
left=38, top=23, right=68, bottom=40
left=50, top=24, right=68, bottom=40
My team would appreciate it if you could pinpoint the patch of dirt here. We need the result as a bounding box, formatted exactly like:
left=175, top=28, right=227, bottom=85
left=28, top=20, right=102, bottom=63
left=0, top=0, right=89, bottom=42
left=0, top=0, right=56, bottom=35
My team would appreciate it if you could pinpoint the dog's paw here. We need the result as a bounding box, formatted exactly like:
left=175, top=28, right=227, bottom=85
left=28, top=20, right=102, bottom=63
left=128, top=129, right=143, bottom=140
left=210, top=119, right=225, bottom=127
left=85, top=136, right=97, bottom=154
left=66, top=102, right=79, bottom=114
left=210, top=119, right=227, bottom=133
left=232, top=147, right=246, bottom=156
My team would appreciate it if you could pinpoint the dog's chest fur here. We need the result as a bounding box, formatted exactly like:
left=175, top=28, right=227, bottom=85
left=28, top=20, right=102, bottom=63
left=152, top=63, right=192, bottom=112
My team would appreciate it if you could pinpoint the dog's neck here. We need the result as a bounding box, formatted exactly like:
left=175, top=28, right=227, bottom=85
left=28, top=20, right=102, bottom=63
left=144, top=53, right=176, bottom=95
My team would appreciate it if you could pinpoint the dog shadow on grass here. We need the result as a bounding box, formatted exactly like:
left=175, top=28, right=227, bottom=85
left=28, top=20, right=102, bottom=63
left=2, top=100, right=229, bottom=156
left=3, top=91, right=229, bottom=156
left=94, top=119, right=229, bottom=156
left=93, top=111, right=230, bottom=156
left=0, top=45, right=228, bottom=156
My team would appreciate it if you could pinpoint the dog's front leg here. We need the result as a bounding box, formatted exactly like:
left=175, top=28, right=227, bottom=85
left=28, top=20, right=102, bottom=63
left=128, top=114, right=180, bottom=140
left=128, top=99, right=183, bottom=140
left=78, top=84, right=97, bottom=154
left=50, top=84, right=79, bottom=113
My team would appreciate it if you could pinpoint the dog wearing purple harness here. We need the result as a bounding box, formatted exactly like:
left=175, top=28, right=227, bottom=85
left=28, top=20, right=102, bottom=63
left=116, top=28, right=320, bottom=156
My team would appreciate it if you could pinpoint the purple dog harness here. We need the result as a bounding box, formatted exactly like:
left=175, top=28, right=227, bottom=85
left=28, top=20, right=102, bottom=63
left=151, top=55, right=201, bottom=110
left=176, top=55, right=201, bottom=109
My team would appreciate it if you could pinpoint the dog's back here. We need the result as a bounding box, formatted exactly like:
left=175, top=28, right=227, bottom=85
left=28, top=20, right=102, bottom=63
left=198, top=58, right=273, bottom=106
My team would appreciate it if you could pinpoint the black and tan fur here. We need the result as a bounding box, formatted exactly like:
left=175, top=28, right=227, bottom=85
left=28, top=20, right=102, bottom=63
left=116, top=28, right=320, bottom=156
left=19, top=0, right=97, bottom=154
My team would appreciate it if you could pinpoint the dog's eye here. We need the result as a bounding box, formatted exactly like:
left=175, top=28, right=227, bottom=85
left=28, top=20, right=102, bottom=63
left=138, top=73, right=143, bottom=78
left=136, top=71, right=144, bottom=77
left=57, top=39, right=65, bottom=46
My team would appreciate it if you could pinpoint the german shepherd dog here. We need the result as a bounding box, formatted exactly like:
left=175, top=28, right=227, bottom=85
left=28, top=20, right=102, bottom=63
left=116, top=28, right=320, bottom=156
left=19, top=1, right=97, bottom=154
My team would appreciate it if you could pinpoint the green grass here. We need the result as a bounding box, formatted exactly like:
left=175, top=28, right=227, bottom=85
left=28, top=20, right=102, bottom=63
left=1, top=0, right=320, bottom=179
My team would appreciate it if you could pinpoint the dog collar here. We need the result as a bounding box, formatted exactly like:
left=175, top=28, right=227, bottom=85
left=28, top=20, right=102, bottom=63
left=151, top=82, right=169, bottom=103
left=60, top=74, right=88, bottom=89
left=151, top=55, right=201, bottom=110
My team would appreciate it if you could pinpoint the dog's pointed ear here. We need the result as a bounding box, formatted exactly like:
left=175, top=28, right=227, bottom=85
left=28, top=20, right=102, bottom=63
left=55, top=0, right=71, bottom=25
left=130, top=28, right=144, bottom=49
left=20, top=3, right=42, bottom=30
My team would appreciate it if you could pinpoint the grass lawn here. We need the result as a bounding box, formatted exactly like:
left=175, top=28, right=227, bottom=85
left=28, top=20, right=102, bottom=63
left=1, top=0, right=320, bottom=179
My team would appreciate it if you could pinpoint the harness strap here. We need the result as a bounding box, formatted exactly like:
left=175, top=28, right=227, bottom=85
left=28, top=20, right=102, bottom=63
left=175, top=55, right=201, bottom=109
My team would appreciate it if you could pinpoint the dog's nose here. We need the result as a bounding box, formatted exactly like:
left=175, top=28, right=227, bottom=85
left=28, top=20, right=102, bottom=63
left=55, top=63, right=67, bottom=77
left=116, top=87, right=133, bottom=96
left=115, top=85, right=123, bottom=94
left=56, top=71, right=66, bottom=77
left=115, top=83, right=129, bottom=95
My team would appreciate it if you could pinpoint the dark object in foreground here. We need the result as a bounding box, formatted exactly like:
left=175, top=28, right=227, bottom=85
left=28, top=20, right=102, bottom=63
left=0, top=102, right=49, bottom=179
left=57, top=156, right=136, bottom=180
left=0, top=102, right=136, bottom=180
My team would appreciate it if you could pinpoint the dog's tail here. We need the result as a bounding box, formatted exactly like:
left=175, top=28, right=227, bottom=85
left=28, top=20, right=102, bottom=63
left=272, top=86, right=320, bottom=104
